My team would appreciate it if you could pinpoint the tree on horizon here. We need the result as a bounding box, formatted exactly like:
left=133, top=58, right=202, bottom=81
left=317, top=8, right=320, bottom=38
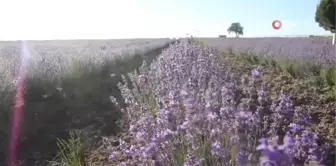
left=227, top=22, right=244, bottom=38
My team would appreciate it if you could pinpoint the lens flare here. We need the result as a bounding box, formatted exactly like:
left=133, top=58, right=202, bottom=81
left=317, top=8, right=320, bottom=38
left=272, top=20, right=282, bottom=30
left=7, top=40, right=29, bottom=166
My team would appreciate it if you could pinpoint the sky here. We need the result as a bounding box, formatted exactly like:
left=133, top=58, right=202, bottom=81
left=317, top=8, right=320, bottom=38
left=0, top=0, right=332, bottom=40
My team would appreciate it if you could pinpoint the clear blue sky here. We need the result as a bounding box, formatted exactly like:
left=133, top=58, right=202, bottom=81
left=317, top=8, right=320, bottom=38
left=137, top=0, right=331, bottom=37
left=0, top=0, right=331, bottom=40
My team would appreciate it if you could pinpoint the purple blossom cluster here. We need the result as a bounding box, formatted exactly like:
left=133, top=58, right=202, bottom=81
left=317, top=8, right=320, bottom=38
left=108, top=41, right=331, bottom=166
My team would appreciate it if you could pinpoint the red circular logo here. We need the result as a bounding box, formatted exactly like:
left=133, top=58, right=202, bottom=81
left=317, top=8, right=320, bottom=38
left=272, top=20, right=282, bottom=30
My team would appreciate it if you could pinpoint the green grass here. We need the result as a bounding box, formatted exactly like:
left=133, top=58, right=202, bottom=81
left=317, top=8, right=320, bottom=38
left=48, top=131, right=88, bottom=166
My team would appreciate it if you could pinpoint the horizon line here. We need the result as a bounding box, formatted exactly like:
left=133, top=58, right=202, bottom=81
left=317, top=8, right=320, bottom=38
left=0, top=35, right=333, bottom=42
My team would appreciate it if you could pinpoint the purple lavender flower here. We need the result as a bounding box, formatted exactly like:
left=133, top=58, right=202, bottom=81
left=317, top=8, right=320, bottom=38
left=206, top=111, right=218, bottom=121
left=144, top=142, right=157, bottom=156
left=235, top=110, right=253, bottom=120
left=184, top=155, right=200, bottom=166
left=256, top=138, right=270, bottom=151
left=288, top=123, right=301, bottom=133
left=211, top=140, right=227, bottom=157
left=257, top=136, right=293, bottom=165
left=251, top=69, right=261, bottom=77
left=108, top=151, right=118, bottom=160
left=282, top=133, right=294, bottom=149
left=125, top=145, right=138, bottom=157
left=236, top=151, right=248, bottom=166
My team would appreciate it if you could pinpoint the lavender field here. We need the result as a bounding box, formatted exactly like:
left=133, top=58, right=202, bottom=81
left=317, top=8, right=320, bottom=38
left=0, top=38, right=174, bottom=165
left=0, top=37, right=335, bottom=166
left=197, top=37, right=335, bottom=67
left=79, top=38, right=335, bottom=166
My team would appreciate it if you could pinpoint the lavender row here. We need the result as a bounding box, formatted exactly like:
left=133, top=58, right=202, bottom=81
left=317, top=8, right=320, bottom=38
left=107, top=41, right=331, bottom=166
left=197, top=38, right=335, bottom=67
